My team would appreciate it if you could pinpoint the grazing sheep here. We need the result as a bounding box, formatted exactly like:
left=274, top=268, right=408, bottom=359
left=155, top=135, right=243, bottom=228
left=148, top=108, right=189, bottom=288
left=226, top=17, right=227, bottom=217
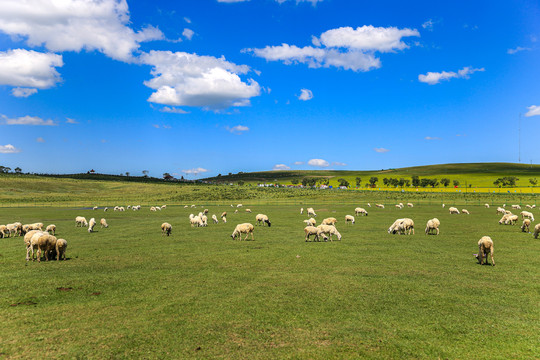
left=504, top=214, right=519, bottom=225
left=316, top=224, right=342, bottom=241
left=388, top=218, right=405, bottom=234
left=245, top=209, right=252, bottom=213
left=6, top=223, right=18, bottom=237
left=36, top=234, right=57, bottom=262
left=93, top=206, right=98, bottom=210
left=237, top=204, right=243, bottom=208
left=304, top=226, right=326, bottom=242
left=395, top=204, right=403, bottom=209
left=191, top=204, right=196, bottom=208
left=303, top=218, right=316, bottom=226
left=355, top=207, right=368, bottom=216
left=462, top=209, right=470, bottom=215
left=212, top=214, right=219, bottom=224
left=150, top=206, right=157, bottom=212
left=184, top=205, right=188, bottom=208
left=321, top=217, right=337, bottom=226
left=407, top=203, right=414, bottom=208
left=100, top=218, right=109, bottom=228
left=448, top=207, right=460, bottom=214
left=0, top=225, right=9, bottom=238
left=234, top=209, right=239, bottom=214
left=300, top=208, right=304, bottom=214
left=155, top=206, right=161, bottom=211
left=307, top=208, right=317, bottom=217
left=75, top=216, right=88, bottom=227
left=496, top=207, right=506, bottom=215
left=484, top=204, right=490, bottom=208
left=345, top=215, right=355, bottom=225
left=104, top=207, right=108, bottom=212
left=520, top=211, right=535, bottom=222
left=56, top=239, right=67, bottom=261
left=521, top=219, right=531, bottom=232
left=189, top=214, right=203, bottom=227
left=498, top=214, right=511, bottom=225
left=511, top=204, right=521, bottom=210
left=8, top=222, right=22, bottom=237
left=161, top=205, right=167, bottom=209
left=425, top=218, right=440, bottom=235
left=221, top=212, right=227, bottom=218
left=24, top=230, right=45, bottom=261
left=367, top=203, right=371, bottom=207
left=88, top=218, right=96, bottom=233
left=161, top=222, right=172, bottom=236
left=504, top=210, right=512, bottom=215
left=203, top=209, right=209, bottom=214
left=442, top=204, right=445, bottom=208
left=46, top=224, right=56, bottom=235
left=222, top=216, right=227, bottom=223
left=231, top=223, right=254, bottom=241
left=388, top=218, right=414, bottom=235
left=201, top=215, right=208, bottom=227
left=255, top=214, right=271, bottom=227
left=534, top=224, right=540, bottom=239
left=475, top=236, right=495, bottom=266
left=375, top=204, right=385, bottom=209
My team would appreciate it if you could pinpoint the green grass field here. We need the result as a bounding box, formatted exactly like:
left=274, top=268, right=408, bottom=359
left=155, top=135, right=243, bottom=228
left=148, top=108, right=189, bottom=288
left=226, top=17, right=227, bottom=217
left=1, top=200, right=539, bottom=359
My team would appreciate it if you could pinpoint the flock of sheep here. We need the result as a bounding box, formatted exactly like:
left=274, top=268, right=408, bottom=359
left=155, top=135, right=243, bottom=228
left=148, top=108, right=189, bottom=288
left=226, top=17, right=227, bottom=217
left=4, top=200, right=539, bottom=265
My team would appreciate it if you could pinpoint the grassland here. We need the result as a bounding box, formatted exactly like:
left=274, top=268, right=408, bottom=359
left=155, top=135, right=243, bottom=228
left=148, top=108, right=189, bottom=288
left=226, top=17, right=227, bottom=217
left=1, top=200, right=539, bottom=359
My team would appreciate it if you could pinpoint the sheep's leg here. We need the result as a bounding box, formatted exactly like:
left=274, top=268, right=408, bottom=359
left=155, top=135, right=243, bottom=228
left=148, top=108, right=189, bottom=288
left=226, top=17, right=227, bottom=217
left=26, top=245, right=31, bottom=261
left=489, top=250, right=495, bottom=266
left=250, top=231, right=254, bottom=241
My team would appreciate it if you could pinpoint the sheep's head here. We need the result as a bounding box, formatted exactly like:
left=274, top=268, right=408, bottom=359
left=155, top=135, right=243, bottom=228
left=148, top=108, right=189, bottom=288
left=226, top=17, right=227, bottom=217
left=266, top=220, right=271, bottom=227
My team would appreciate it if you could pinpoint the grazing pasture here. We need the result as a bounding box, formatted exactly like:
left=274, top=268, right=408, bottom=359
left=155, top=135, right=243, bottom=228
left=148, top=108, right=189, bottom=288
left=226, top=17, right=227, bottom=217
left=1, top=201, right=539, bottom=359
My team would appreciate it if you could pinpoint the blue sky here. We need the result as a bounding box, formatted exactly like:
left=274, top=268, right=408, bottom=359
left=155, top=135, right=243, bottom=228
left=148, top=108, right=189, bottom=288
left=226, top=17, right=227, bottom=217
left=0, top=0, right=539, bottom=178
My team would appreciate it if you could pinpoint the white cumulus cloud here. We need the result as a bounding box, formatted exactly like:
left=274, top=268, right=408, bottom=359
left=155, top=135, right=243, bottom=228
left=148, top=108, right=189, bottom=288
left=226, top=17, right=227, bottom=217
left=226, top=125, right=249, bottom=134
left=374, top=148, right=389, bottom=153
left=159, top=106, right=189, bottom=114
left=1, top=114, right=57, bottom=126
left=140, top=50, right=261, bottom=109
left=247, top=25, right=418, bottom=72
left=418, top=66, right=484, bottom=85
left=183, top=28, right=195, bottom=40
left=273, top=164, right=291, bottom=170
left=507, top=46, right=531, bottom=54
left=298, top=88, right=313, bottom=101
left=0, top=0, right=163, bottom=62
left=331, top=162, right=347, bottom=166
left=525, top=105, right=540, bottom=117
left=183, top=167, right=209, bottom=175
left=0, top=144, right=21, bottom=153
left=308, top=158, right=329, bottom=167
left=425, top=136, right=441, bottom=140
left=0, top=49, right=63, bottom=93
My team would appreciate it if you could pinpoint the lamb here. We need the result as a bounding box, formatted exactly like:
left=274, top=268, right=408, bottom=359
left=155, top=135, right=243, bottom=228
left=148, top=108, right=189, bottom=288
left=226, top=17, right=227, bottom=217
left=521, top=219, right=531, bottom=232
left=407, top=203, right=414, bottom=208
left=534, top=224, right=540, bottom=239
left=36, top=234, right=57, bottom=262
left=255, top=214, right=271, bottom=227
left=520, top=211, right=535, bottom=222
left=75, top=216, right=88, bottom=227
left=316, top=224, right=342, bottom=241
left=462, top=209, right=470, bottom=215
left=161, top=222, right=172, bottom=236
left=321, top=217, right=337, bottom=226
left=355, top=207, right=368, bottom=216
left=448, top=207, right=460, bottom=214
left=88, top=218, right=96, bottom=233
left=425, top=218, right=440, bottom=235
left=212, top=214, right=219, bottom=224
left=100, top=218, right=109, bottom=228
left=46, top=224, right=56, bottom=235
left=307, top=207, right=317, bottom=217
left=345, top=215, right=355, bottom=225
left=231, top=223, right=254, bottom=241
left=56, top=239, right=67, bottom=261
left=304, top=226, right=326, bottom=242
left=303, top=218, right=316, bottom=226
left=234, top=209, right=239, bottom=214
left=475, top=236, right=495, bottom=266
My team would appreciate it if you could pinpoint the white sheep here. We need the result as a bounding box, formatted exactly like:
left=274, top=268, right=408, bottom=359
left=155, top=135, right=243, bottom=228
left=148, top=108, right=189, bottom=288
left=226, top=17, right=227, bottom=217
left=367, top=203, right=371, bottom=207
left=511, top=204, right=521, bottom=210
left=303, top=218, right=316, bottom=226
left=505, top=215, right=518, bottom=225
left=375, top=204, right=385, bottom=209
left=231, top=223, right=254, bottom=241
left=462, top=209, right=470, bottom=215
left=0, top=225, right=9, bottom=238
left=300, top=208, right=304, bottom=215
left=388, top=218, right=414, bottom=235
left=395, top=204, right=403, bottom=209
left=237, top=204, right=243, bottom=208
left=161, top=205, right=167, bottom=209
left=104, top=207, right=108, bottom=212
left=407, top=203, right=414, bottom=208
left=189, top=215, right=203, bottom=227
left=425, top=218, right=440, bottom=235
left=388, top=218, right=405, bottom=234
left=484, top=204, right=490, bottom=208
left=201, top=215, right=208, bottom=227
left=255, top=214, right=271, bottom=227
left=222, top=216, right=227, bottom=223
left=520, top=211, right=535, bottom=222
left=496, top=207, right=506, bottom=215
left=345, top=215, right=355, bottom=225
left=93, top=206, right=98, bottom=210
left=448, top=207, right=460, bottom=214
left=354, top=207, right=368, bottom=216
left=212, top=214, right=219, bottom=224
left=100, top=218, right=109, bottom=228
left=304, top=226, right=326, bottom=242
left=307, top=207, right=317, bottom=217
left=534, top=224, right=540, bottom=239
left=36, top=234, right=57, bottom=262
left=150, top=206, right=157, bottom=212
left=321, top=217, right=337, bottom=226
left=442, top=204, right=445, bottom=208
left=221, top=212, right=227, bottom=218
left=498, top=214, right=511, bottom=225
left=75, top=216, right=88, bottom=227
left=24, top=230, right=45, bottom=261
left=504, top=210, right=512, bottom=215
left=46, top=224, right=56, bottom=235
left=56, top=239, right=67, bottom=261
left=88, top=218, right=96, bottom=233
left=521, top=219, right=531, bottom=233
left=245, top=209, right=252, bottom=213
left=161, top=222, right=172, bottom=236
left=475, top=236, right=495, bottom=266
left=316, top=224, right=342, bottom=241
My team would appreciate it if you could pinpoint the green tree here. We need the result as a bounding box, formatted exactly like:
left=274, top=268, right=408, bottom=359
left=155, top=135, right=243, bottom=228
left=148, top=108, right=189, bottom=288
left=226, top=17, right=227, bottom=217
left=14, top=167, right=22, bottom=174
left=355, top=177, right=362, bottom=187
left=142, top=170, right=149, bottom=177
left=291, top=179, right=299, bottom=185
left=412, top=176, right=420, bottom=187
left=441, top=178, right=450, bottom=187
left=529, top=178, right=538, bottom=186
left=420, top=178, right=430, bottom=188
left=237, top=180, right=245, bottom=186
left=453, top=180, right=460, bottom=187
left=369, top=177, right=379, bottom=187
left=337, top=178, right=349, bottom=187
left=383, top=178, right=389, bottom=187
